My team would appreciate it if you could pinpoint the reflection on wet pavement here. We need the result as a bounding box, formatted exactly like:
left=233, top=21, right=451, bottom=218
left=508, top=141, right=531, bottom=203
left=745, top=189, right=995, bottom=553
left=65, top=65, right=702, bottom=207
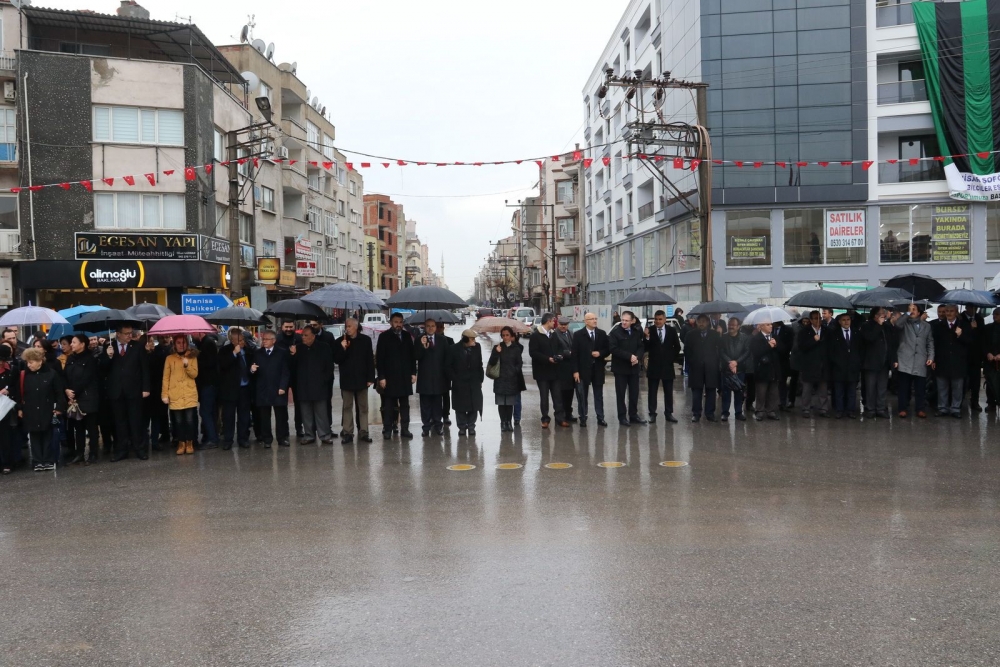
left=1, top=322, right=999, bottom=665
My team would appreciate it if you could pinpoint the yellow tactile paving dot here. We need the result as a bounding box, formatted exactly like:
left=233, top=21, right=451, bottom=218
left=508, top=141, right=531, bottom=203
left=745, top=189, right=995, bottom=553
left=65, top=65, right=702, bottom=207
left=446, top=464, right=476, bottom=471
left=495, top=463, right=523, bottom=470
left=597, top=461, right=626, bottom=468
left=659, top=461, right=689, bottom=468
left=544, top=462, right=573, bottom=470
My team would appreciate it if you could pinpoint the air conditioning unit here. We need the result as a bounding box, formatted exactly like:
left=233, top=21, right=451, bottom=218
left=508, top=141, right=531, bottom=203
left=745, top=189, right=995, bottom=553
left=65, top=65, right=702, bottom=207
left=3, top=82, right=14, bottom=102
left=314, top=240, right=323, bottom=247
left=277, top=146, right=289, bottom=159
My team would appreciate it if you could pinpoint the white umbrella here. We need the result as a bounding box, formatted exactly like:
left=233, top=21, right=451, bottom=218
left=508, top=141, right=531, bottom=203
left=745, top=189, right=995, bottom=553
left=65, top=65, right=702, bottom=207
left=0, top=305, right=69, bottom=327
left=742, top=306, right=796, bottom=326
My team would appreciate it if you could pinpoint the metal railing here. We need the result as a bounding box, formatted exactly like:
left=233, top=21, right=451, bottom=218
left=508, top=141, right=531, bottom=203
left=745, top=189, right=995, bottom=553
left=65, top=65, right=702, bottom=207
left=0, top=52, right=14, bottom=70
left=0, top=143, right=15, bottom=162
left=878, top=161, right=945, bottom=183
left=558, top=230, right=580, bottom=245
left=0, top=231, right=20, bottom=254
left=616, top=216, right=624, bottom=232
left=877, top=79, right=927, bottom=105
left=638, top=201, right=655, bottom=220
left=876, top=2, right=914, bottom=28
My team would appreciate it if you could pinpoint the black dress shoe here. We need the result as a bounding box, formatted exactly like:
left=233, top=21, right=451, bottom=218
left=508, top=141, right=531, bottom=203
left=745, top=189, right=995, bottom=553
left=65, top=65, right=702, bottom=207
left=359, top=433, right=373, bottom=443
left=382, top=430, right=393, bottom=439
left=579, top=420, right=587, bottom=427
left=705, top=415, right=717, bottom=422
left=648, top=414, right=656, bottom=423
left=400, top=430, right=414, bottom=439
left=136, top=453, right=148, bottom=461
left=238, top=442, right=250, bottom=449
left=421, top=428, right=430, bottom=437
left=443, top=418, right=452, bottom=425
left=664, top=414, right=678, bottom=423
left=691, top=416, right=701, bottom=423
left=197, top=442, right=219, bottom=450
left=597, top=419, right=608, bottom=427
left=342, top=434, right=354, bottom=444
left=434, top=426, right=444, bottom=435
left=618, top=419, right=631, bottom=426
left=279, top=440, right=290, bottom=447
left=110, top=453, right=128, bottom=462
left=221, top=442, right=233, bottom=451
left=263, top=441, right=272, bottom=449
left=629, top=416, right=648, bottom=425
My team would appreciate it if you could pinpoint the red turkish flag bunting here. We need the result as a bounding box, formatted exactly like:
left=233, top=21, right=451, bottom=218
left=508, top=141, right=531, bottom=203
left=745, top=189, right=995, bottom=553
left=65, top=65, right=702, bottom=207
left=583, top=158, right=593, bottom=168
left=346, top=162, right=354, bottom=170
left=308, top=161, right=318, bottom=167
left=204, top=165, right=213, bottom=175
left=673, top=157, right=684, bottom=169
left=417, top=162, right=428, bottom=166
left=360, top=162, right=370, bottom=168
left=690, top=159, right=701, bottom=171
left=573, top=150, right=582, bottom=161
left=713, top=160, right=723, bottom=165
left=123, top=175, right=135, bottom=185
left=323, top=161, right=333, bottom=169
left=59, top=183, right=71, bottom=190
left=978, top=152, right=991, bottom=158
left=454, top=162, right=465, bottom=166
left=288, top=160, right=297, bottom=166
left=818, top=162, right=829, bottom=167
left=474, top=162, right=483, bottom=166
left=28, top=185, right=43, bottom=192
left=776, top=161, right=787, bottom=168
left=652, top=156, right=662, bottom=162
left=103, top=178, right=115, bottom=186
left=144, top=173, right=156, bottom=186
left=796, top=161, right=808, bottom=167
left=602, top=157, right=611, bottom=166
left=933, top=156, right=945, bottom=161
left=551, top=155, right=560, bottom=161
left=253, top=157, right=260, bottom=168
left=862, top=161, right=874, bottom=170
left=515, top=160, right=523, bottom=165
left=734, top=161, right=744, bottom=168
left=840, top=161, right=853, bottom=167
left=436, top=163, right=447, bottom=167
left=9, top=187, right=19, bottom=193
left=887, top=159, right=898, bottom=164
left=163, top=170, right=174, bottom=176
left=81, top=180, right=92, bottom=191
left=909, top=158, right=920, bottom=166
left=220, top=161, right=230, bottom=167
left=753, top=162, right=763, bottom=168
left=382, top=163, right=390, bottom=168
left=639, top=154, right=649, bottom=160
left=185, top=167, right=196, bottom=180
left=397, top=160, right=407, bottom=166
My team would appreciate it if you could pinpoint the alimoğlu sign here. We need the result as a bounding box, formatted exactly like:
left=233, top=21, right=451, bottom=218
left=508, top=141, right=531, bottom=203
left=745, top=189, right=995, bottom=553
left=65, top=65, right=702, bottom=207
left=75, top=233, right=198, bottom=260
left=729, top=236, right=767, bottom=260
left=257, top=257, right=280, bottom=285
left=931, top=204, right=971, bottom=262
left=79, top=260, right=145, bottom=288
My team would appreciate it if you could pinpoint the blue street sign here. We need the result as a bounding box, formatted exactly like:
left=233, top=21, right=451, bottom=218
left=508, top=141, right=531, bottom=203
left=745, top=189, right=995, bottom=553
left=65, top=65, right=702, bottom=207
left=181, top=293, right=232, bottom=316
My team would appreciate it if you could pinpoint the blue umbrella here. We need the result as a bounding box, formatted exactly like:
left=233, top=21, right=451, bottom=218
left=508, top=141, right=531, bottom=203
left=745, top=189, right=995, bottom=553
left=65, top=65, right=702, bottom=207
left=59, top=305, right=108, bottom=321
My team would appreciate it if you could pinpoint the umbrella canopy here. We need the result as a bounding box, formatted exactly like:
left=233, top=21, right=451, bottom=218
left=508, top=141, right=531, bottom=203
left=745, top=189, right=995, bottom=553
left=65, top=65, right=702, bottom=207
left=59, top=305, right=108, bottom=320
left=126, top=303, right=174, bottom=324
left=848, top=286, right=914, bottom=309
left=302, top=283, right=385, bottom=311
left=75, top=308, right=143, bottom=330
left=0, top=306, right=69, bottom=328
left=148, top=315, right=215, bottom=336
left=204, top=306, right=268, bottom=327
left=785, top=290, right=853, bottom=310
left=404, top=309, right=461, bottom=325
left=264, top=298, right=327, bottom=321
left=742, top=306, right=797, bottom=326
left=688, top=300, right=748, bottom=316
left=51, top=305, right=109, bottom=338
left=385, top=285, right=467, bottom=310
left=885, top=273, right=946, bottom=301
left=935, top=289, right=998, bottom=308
left=619, top=288, right=677, bottom=306
left=471, top=317, right=530, bottom=335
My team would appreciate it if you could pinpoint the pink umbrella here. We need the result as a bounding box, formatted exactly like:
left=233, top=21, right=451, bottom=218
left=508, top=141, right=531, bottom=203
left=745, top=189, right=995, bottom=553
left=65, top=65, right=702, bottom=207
left=148, top=314, right=215, bottom=336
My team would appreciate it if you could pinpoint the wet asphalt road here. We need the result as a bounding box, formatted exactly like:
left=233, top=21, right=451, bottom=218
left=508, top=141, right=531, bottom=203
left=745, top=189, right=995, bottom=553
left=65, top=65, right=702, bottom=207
left=1, top=321, right=999, bottom=666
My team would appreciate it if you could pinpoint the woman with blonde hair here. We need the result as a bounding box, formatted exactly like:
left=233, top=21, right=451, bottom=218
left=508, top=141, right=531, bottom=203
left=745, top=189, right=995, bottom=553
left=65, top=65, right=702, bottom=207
left=161, top=335, right=199, bottom=455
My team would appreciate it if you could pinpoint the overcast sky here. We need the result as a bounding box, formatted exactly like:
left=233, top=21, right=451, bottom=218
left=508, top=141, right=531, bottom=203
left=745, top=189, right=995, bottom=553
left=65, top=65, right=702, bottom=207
left=40, top=0, right=628, bottom=297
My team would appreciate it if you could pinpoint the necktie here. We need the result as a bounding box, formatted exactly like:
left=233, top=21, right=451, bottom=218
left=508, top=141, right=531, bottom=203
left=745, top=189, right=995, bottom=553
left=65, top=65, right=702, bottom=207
left=119, top=344, right=125, bottom=357
left=765, top=335, right=771, bottom=342
left=701, top=332, right=706, bottom=338
left=267, top=349, right=271, bottom=356
left=845, top=329, right=850, bottom=342
left=590, top=330, right=594, bottom=342
left=659, top=328, right=664, bottom=343
left=430, top=336, right=434, bottom=348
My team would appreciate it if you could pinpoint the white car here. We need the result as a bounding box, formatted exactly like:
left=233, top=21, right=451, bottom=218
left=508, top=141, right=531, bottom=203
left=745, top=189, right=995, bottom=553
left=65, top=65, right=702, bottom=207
left=363, top=313, right=388, bottom=325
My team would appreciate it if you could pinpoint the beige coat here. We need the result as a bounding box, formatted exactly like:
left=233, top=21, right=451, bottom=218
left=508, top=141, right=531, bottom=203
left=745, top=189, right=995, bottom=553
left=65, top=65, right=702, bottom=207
left=162, top=350, right=199, bottom=410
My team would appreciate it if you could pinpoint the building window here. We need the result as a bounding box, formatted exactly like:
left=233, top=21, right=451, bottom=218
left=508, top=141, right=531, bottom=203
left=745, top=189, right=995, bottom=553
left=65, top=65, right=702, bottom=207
left=0, top=195, right=17, bottom=232
left=349, top=180, right=357, bottom=196
left=785, top=209, right=867, bottom=266
left=338, top=200, right=346, bottom=216
left=322, top=133, right=334, bottom=159
left=725, top=210, right=771, bottom=267
left=558, top=254, right=577, bottom=277
left=557, top=217, right=576, bottom=240
left=881, top=203, right=970, bottom=263
left=213, top=129, right=224, bottom=163
left=94, top=193, right=185, bottom=229
left=239, top=212, right=254, bottom=244
left=674, top=218, right=701, bottom=272
left=262, top=239, right=276, bottom=257
left=307, top=121, right=319, bottom=149
left=556, top=180, right=575, bottom=204
left=658, top=229, right=670, bottom=275
left=258, top=186, right=275, bottom=212
left=643, top=236, right=656, bottom=276
left=307, top=171, right=321, bottom=191
left=0, top=107, right=14, bottom=162
left=93, top=106, right=183, bottom=146
left=326, top=254, right=336, bottom=278
left=324, top=211, right=336, bottom=238
left=339, top=232, right=347, bottom=248
left=986, top=203, right=1000, bottom=260
left=307, top=204, right=321, bottom=232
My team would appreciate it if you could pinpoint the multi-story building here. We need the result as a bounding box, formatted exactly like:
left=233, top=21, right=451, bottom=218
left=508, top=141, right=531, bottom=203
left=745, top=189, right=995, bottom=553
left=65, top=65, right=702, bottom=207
left=0, top=3, right=21, bottom=308
left=404, top=219, right=424, bottom=287
left=540, top=148, right=585, bottom=307
left=512, top=196, right=546, bottom=311
left=362, top=194, right=403, bottom=294
left=13, top=3, right=256, bottom=311
left=582, top=0, right=989, bottom=309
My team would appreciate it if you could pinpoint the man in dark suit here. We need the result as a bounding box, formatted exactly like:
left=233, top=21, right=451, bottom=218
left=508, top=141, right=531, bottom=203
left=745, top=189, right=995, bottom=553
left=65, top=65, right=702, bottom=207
left=932, top=305, right=972, bottom=417
left=218, top=328, right=254, bottom=450
left=961, top=304, right=985, bottom=412
left=983, top=308, right=1000, bottom=410
left=608, top=310, right=646, bottom=425
left=292, top=326, right=335, bottom=443
left=250, top=330, right=290, bottom=448
left=553, top=316, right=576, bottom=422
left=772, top=320, right=795, bottom=409
left=572, top=312, right=609, bottom=427
left=275, top=319, right=303, bottom=438
left=683, top=314, right=722, bottom=422
left=529, top=313, right=565, bottom=428
left=828, top=312, right=861, bottom=419
left=377, top=312, right=416, bottom=439
left=333, top=318, right=376, bottom=444
left=193, top=331, right=220, bottom=449
left=644, top=309, right=681, bottom=423
left=414, top=318, right=453, bottom=436
left=797, top=310, right=830, bottom=417
left=101, top=325, right=150, bottom=461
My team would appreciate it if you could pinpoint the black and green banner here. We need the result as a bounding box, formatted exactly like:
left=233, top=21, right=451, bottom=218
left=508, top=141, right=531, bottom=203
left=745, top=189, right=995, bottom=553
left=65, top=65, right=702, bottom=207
left=914, top=0, right=1000, bottom=200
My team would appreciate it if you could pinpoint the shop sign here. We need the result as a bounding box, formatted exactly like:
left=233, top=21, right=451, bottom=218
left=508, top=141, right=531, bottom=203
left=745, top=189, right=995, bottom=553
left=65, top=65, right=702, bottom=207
left=233, top=296, right=251, bottom=307
left=79, top=260, right=145, bottom=288
left=295, top=238, right=312, bottom=260
left=278, top=269, right=297, bottom=287
left=729, top=236, right=767, bottom=260
left=296, top=260, right=317, bottom=277
left=931, top=204, right=971, bottom=262
left=200, top=235, right=232, bottom=265
left=181, top=293, right=232, bottom=315
left=257, top=257, right=280, bottom=285
left=75, top=232, right=198, bottom=261
left=826, top=210, right=866, bottom=248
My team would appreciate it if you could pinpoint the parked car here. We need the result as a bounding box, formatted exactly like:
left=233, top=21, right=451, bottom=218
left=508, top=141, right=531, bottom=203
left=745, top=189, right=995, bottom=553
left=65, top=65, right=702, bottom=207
left=493, top=309, right=503, bottom=317
left=567, top=321, right=586, bottom=335
left=476, top=308, right=494, bottom=320
left=324, top=323, right=345, bottom=339
left=514, top=307, right=536, bottom=325
left=363, top=313, right=388, bottom=325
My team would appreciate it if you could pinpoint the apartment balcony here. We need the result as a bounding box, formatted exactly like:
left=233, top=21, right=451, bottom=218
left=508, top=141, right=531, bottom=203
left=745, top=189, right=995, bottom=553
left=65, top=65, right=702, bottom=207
left=0, top=230, right=19, bottom=257
left=623, top=213, right=634, bottom=236
left=878, top=79, right=927, bottom=105
left=623, top=170, right=633, bottom=190
left=0, top=142, right=16, bottom=169
left=559, top=269, right=581, bottom=284
left=876, top=2, right=914, bottom=28
left=878, top=161, right=945, bottom=184
left=637, top=201, right=655, bottom=221
left=559, top=197, right=579, bottom=213
left=596, top=227, right=605, bottom=241
left=0, top=52, right=15, bottom=73
left=615, top=216, right=623, bottom=232
left=602, top=188, right=612, bottom=204
left=282, top=163, right=308, bottom=193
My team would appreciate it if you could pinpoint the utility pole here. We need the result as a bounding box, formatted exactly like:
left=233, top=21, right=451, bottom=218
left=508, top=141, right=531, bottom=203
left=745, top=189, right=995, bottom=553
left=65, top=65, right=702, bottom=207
left=367, top=241, right=375, bottom=291
left=227, top=130, right=241, bottom=298
left=696, top=85, right=713, bottom=302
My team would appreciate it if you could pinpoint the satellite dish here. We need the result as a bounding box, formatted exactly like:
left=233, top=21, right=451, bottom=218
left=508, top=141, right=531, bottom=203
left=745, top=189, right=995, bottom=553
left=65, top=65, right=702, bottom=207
left=306, top=88, right=311, bottom=101
left=291, top=61, right=297, bottom=75
left=278, top=62, right=291, bottom=72
left=320, top=106, right=326, bottom=117
left=265, top=43, right=275, bottom=60
left=252, top=38, right=266, bottom=54
left=311, top=96, right=319, bottom=107
left=239, top=25, right=249, bottom=43
left=241, top=71, right=261, bottom=91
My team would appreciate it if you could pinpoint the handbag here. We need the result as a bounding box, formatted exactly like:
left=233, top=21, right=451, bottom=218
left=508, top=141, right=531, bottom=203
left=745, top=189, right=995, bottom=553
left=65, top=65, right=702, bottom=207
left=486, top=358, right=501, bottom=380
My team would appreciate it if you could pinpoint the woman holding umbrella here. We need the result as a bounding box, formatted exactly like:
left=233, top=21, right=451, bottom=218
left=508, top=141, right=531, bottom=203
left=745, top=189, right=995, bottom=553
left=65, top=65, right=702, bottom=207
left=488, top=326, right=524, bottom=432
left=64, top=334, right=101, bottom=464
left=161, top=335, right=199, bottom=455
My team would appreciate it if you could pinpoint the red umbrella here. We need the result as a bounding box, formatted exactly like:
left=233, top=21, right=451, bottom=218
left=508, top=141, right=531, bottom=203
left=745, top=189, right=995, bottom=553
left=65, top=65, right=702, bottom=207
left=148, top=314, right=215, bottom=336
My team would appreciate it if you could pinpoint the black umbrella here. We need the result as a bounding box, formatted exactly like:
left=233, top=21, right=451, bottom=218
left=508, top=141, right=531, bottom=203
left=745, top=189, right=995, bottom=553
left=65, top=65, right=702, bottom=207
left=386, top=285, right=467, bottom=310
left=688, top=300, right=748, bottom=316
left=74, top=308, right=143, bottom=330
left=264, top=298, right=327, bottom=321
left=935, top=289, right=998, bottom=308
left=404, top=309, right=461, bottom=325
left=885, top=273, right=946, bottom=301
left=125, top=303, right=174, bottom=325
left=848, top=286, right=914, bottom=309
left=204, top=306, right=269, bottom=327
left=619, top=288, right=677, bottom=306
left=302, top=283, right=385, bottom=311
left=785, top=290, right=853, bottom=310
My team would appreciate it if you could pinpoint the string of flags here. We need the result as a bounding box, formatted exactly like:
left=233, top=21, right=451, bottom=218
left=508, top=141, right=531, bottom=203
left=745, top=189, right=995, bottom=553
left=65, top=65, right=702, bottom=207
left=3, top=149, right=988, bottom=194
